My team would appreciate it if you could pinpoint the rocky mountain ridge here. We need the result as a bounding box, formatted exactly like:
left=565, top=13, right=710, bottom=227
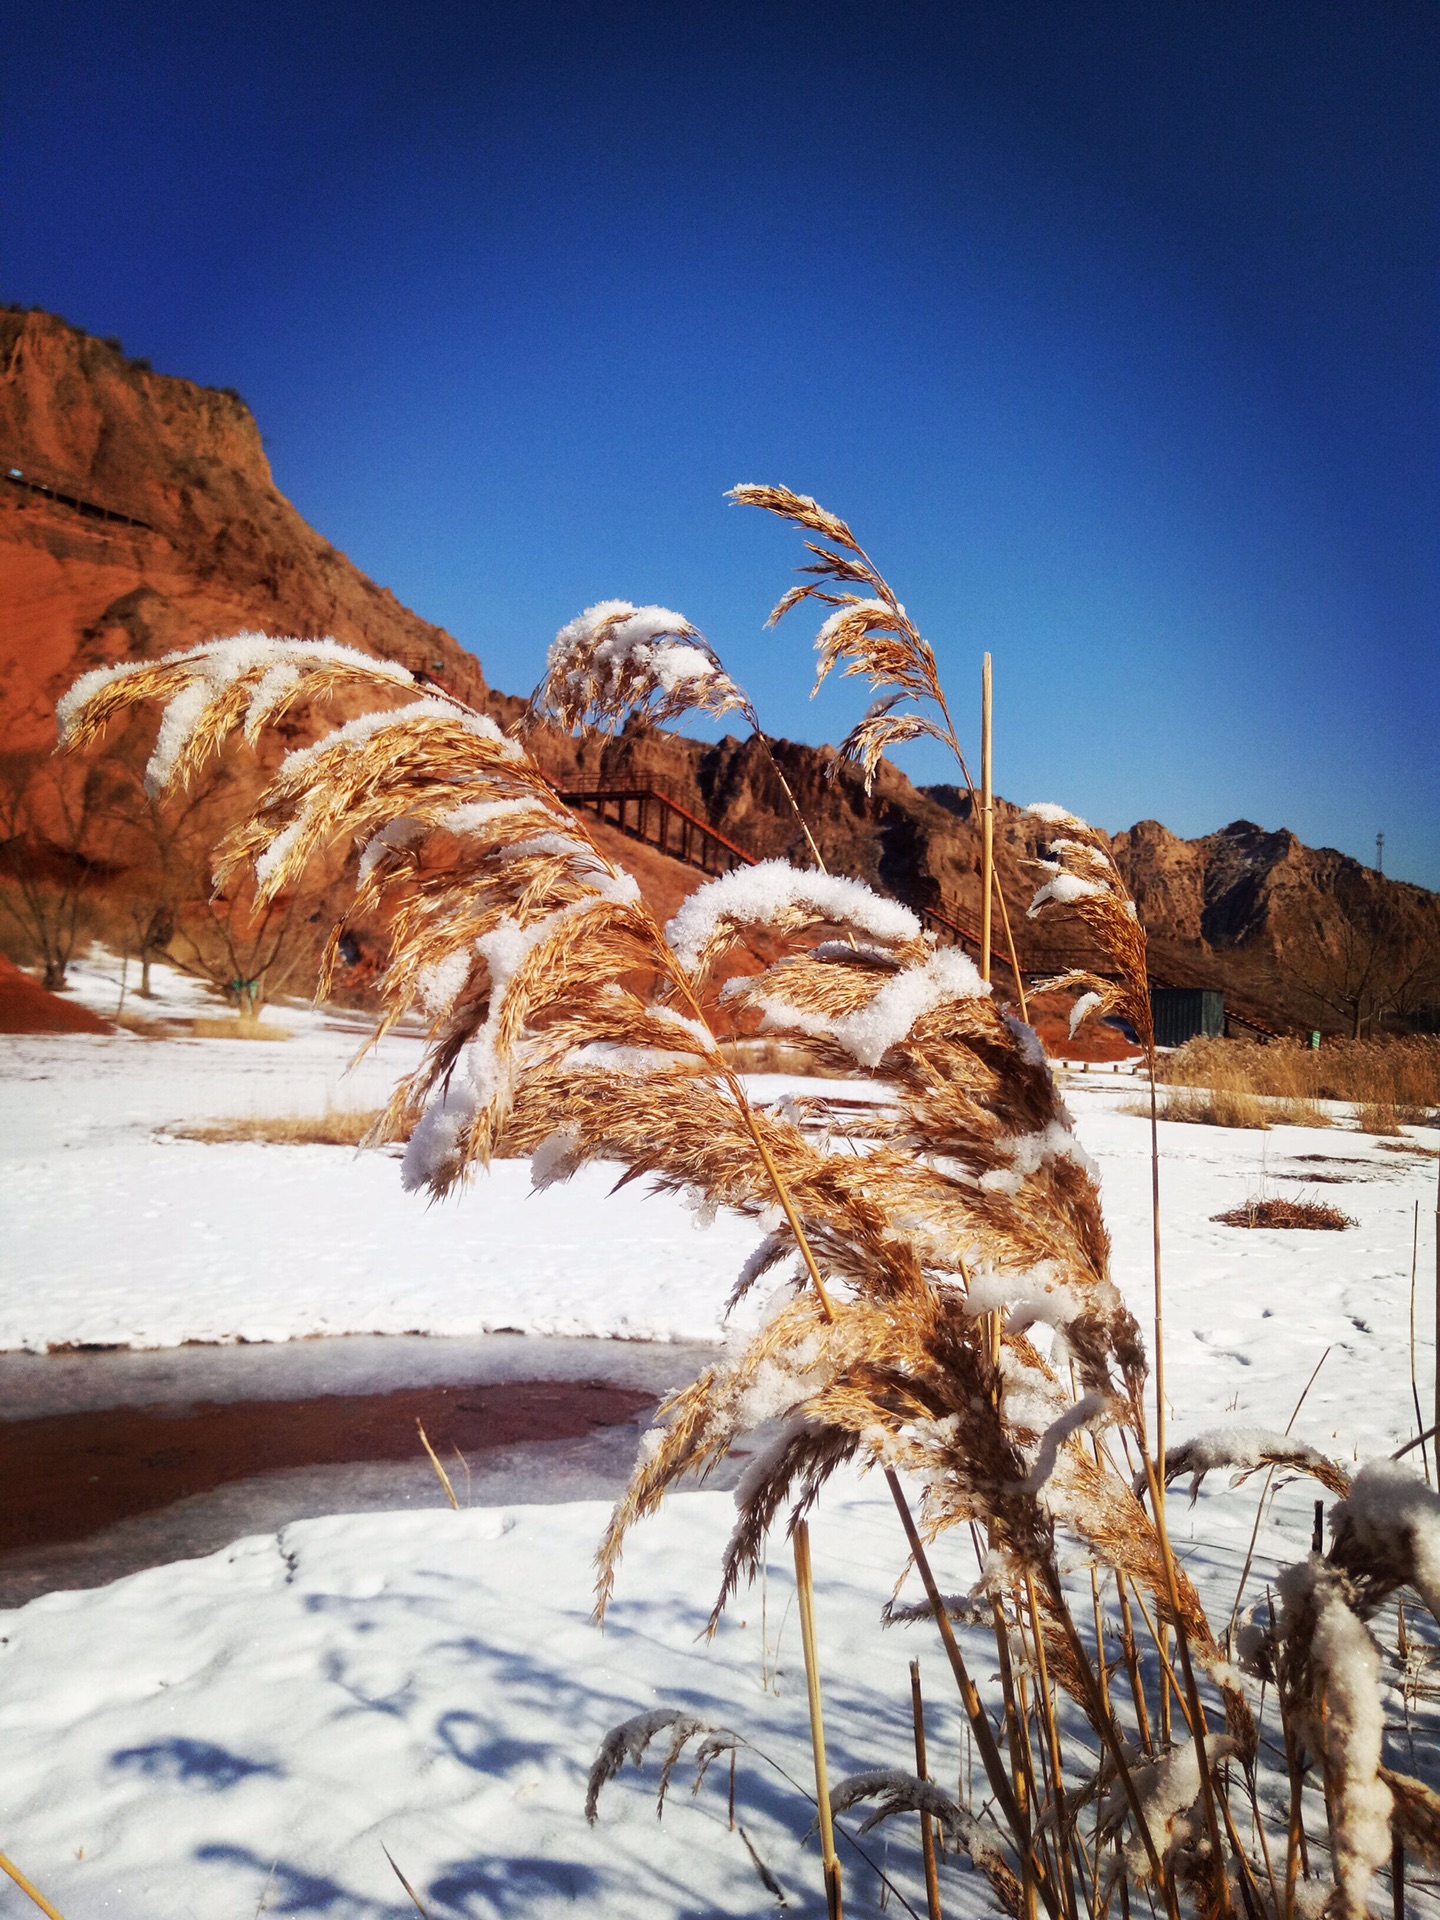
left=3, top=308, right=1435, bottom=1035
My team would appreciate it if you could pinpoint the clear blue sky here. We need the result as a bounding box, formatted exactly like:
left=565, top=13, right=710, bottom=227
left=5, top=2, right=1437, bottom=884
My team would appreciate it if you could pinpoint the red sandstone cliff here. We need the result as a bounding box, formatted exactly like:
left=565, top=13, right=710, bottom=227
left=0, top=308, right=486, bottom=751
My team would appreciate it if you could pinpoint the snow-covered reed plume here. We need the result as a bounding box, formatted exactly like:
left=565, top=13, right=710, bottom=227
left=728, top=483, right=973, bottom=795
left=1022, top=805, right=1153, bottom=1054
left=527, top=596, right=830, bottom=871
left=526, top=600, right=756, bottom=736
left=57, top=550, right=1437, bottom=1920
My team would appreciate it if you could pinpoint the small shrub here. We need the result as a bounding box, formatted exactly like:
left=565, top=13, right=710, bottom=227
left=1353, top=1100, right=1402, bottom=1137
left=1212, top=1196, right=1355, bottom=1230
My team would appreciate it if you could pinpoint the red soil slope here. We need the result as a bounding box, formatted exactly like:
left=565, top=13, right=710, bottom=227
left=0, top=952, right=112, bottom=1033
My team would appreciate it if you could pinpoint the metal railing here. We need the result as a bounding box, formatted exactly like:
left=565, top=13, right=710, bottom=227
left=559, top=780, right=1291, bottom=1031
left=1, top=459, right=154, bottom=532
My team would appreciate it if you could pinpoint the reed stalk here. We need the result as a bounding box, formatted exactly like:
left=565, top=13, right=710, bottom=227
left=416, top=1420, right=459, bottom=1510
left=0, top=1853, right=67, bottom=1920
left=886, top=1472, right=1061, bottom=1920
left=1025, top=1570, right=1080, bottom=1920
left=982, top=654, right=994, bottom=985
left=793, top=1520, right=844, bottom=1920
left=909, top=1660, right=944, bottom=1920
left=1113, top=1573, right=1155, bottom=1755
left=1410, top=1203, right=1429, bottom=1483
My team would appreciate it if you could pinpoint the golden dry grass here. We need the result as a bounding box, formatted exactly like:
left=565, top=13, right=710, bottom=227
left=1123, top=1085, right=1332, bottom=1129
left=1161, top=1034, right=1440, bottom=1112
left=168, top=1107, right=383, bottom=1145
left=718, top=1035, right=846, bottom=1076
left=189, top=1016, right=292, bottom=1042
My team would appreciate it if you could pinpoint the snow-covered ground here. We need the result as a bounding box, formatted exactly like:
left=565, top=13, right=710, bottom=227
left=0, top=972, right=1437, bottom=1917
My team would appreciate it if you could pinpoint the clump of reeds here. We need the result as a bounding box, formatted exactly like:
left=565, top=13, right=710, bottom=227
left=1124, top=1085, right=1331, bottom=1130
left=54, top=524, right=1440, bottom=1920
left=1212, top=1196, right=1357, bottom=1231
left=1162, top=1035, right=1440, bottom=1116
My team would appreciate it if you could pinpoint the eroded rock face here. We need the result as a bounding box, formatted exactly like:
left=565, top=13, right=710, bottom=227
left=0, top=308, right=487, bottom=750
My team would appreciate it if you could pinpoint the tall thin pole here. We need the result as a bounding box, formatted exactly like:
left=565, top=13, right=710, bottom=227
left=794, top=1521, right=844, bottom=1919
left=910, top=1660, right=944, bottom=1920
left=981, top=653, right=994, bottom=985
left=1434, top=1154, right=1439, bottom=1459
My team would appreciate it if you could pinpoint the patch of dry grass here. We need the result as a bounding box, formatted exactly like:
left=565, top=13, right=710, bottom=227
left=1352, top=1100, right=1404, bottom=1137
left=189, top=1016, right=292, bottom=1042
left=1162, top=1033, right=1440, bottom=1110
left=1122, top=1084, right=1331, bottom=1129
left=1212, top=1195, right=1356, bottom=1230
left=168, top=1107, right=382, bottom=1146
left=719, top=1036, right=843, bottom=1076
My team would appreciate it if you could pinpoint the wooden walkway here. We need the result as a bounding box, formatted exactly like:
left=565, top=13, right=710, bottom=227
left=1, top=460, right=155, bottom=532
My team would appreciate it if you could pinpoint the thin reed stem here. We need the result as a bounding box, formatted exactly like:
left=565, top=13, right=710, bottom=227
left=1137, top=1450, right=1231, bottom=1917
left=886, top=1472, right=1062, bottom=1920
left=416, top=1420, right=459, bottom=1510
left=1409, top=1201, right=1430, bottom=1483
left=1041, top=1570, right=1181, bottom=1920
left=1113, top=1573, right=1155, bottom=1755
left=910, top=1660, right=944, bottom=1920
left=754, top=732, right=828, bottom=873
left=1024, top=1571, right=1080, bottom=1920
left=0, top=1853, right=67, bottom=1920
left=1228, top=1345, right=1332, bottom=1641
left=793, top=1520, right=844, bottom=1920
left=981, top=654, right=993, bottom=985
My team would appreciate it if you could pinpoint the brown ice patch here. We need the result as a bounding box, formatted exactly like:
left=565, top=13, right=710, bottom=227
left=0, top=1380, right=655, bottom=1551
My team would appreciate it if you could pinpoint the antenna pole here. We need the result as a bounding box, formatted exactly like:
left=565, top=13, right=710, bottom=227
left=981, top=653, right=994, bottom=984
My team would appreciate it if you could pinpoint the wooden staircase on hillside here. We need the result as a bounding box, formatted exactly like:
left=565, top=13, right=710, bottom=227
left=556, top=781, right=1290, bottom=1038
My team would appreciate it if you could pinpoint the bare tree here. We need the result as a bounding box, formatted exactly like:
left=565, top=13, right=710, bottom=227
left=164, top=879, right=318, bottom=1014
left=0, top=752, right=107, bottom=991
left=101, top=766, right=219, bottom=1000
left=94, top=754, right=344, bottom=1014
left=1280, top=889, right=1440, bottom=1037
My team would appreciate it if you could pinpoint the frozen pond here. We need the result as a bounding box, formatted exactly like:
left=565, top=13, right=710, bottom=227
left=0, top=1332, right=725, bottom=1607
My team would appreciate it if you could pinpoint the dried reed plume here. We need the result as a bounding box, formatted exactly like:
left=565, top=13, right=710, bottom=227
left=727, top=484, right=970, bottom=793
left=525, top=601, right=756, bottom=736
left=729, top=482, right=1031, bottom=1002
left=57, top=559, right=1439, bottom=1920
left=1022, top=805, right=1153, bottom=1055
